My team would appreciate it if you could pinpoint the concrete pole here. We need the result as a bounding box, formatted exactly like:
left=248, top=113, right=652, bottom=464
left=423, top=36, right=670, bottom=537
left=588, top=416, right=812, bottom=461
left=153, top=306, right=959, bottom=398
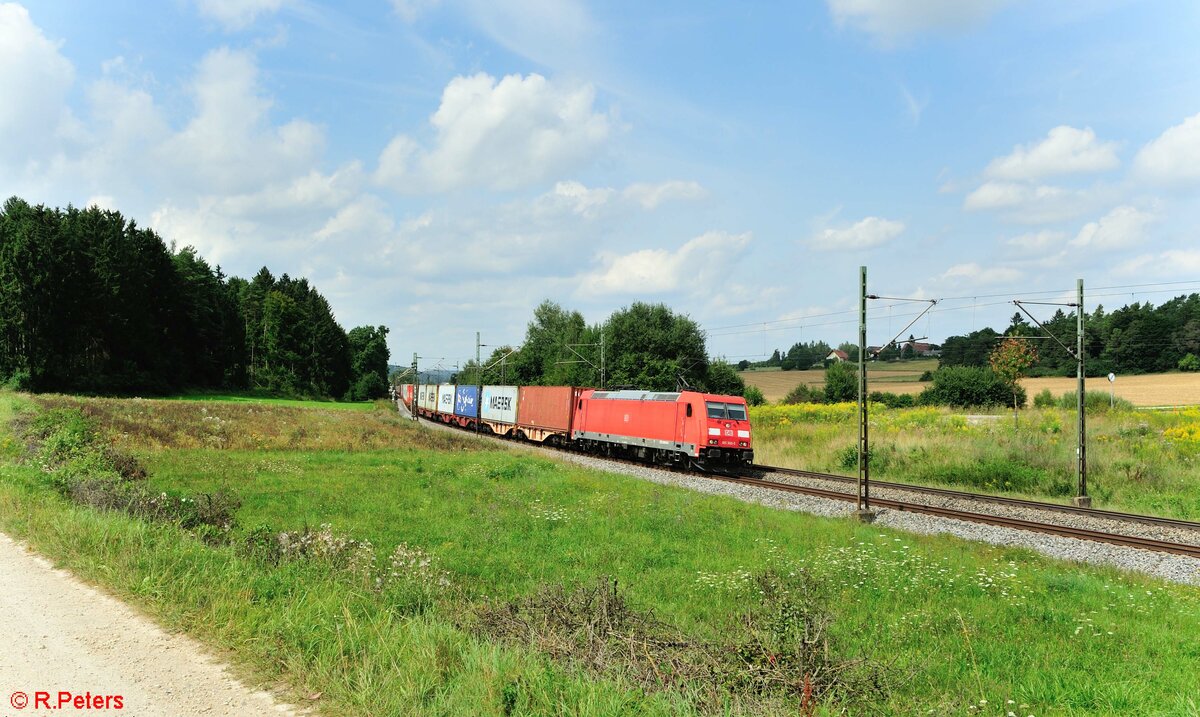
left=856, top=266, right=875, bottom=522
left=1075, top=278, right=1090, bottom=507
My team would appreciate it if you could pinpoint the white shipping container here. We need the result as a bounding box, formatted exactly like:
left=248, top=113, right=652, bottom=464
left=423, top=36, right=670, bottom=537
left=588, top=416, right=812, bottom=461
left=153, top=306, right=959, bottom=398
left=437, top=384, right=456, bottom=414
left=419, top=384, right=436, bottom=411
left=480, top=385, right=519, bottom=424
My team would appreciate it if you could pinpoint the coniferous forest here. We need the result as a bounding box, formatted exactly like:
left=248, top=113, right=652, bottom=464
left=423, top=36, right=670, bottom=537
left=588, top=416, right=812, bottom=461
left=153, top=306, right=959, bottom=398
left=0, top=197, right=389, bottom=399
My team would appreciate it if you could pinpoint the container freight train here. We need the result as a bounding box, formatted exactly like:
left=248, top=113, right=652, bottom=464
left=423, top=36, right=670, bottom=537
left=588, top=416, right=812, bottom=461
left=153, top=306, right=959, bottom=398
left=399, top=383, right=754, bottom=468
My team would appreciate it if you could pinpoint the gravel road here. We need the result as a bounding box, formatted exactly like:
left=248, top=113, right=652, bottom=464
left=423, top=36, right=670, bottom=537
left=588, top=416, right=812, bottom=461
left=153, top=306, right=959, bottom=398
left=0, top=532, right=302, bottom=717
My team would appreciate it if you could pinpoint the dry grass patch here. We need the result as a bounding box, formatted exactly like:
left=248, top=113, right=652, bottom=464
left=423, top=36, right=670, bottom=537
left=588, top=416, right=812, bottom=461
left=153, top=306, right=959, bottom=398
left=31, top=395, right=481, bottom=453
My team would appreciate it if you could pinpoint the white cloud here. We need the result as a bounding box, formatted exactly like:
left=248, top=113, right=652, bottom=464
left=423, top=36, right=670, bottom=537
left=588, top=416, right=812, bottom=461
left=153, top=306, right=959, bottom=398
left=985, top=126, right=1120, bottom=180
left=579, top=231, right=751, bottom=296
left=1006, top=230, right=1066, bottom=252
left=1134, top=112, right=1200, bottom=185
left=811, top=216, right=904, bottom=251
left=963, top=181, right=1096, bottom=223
left=160, top=48, right=324, bottom=194
left=195, top=0, right=285, bottom=31
left=375, top=72, right=612, bottom=192
left=543, top=180, right=615, bottom=218
left=391, top=0, right=441, bottom=22
left=827, top=0, right=1010, bottom=41
left=1070, top=205, right=1156, bottom=250
left=1115, top=250, right=1200, bottom=277
left=314, top=195, right=395, bottom=243
left=622, top=180, right=706, bottom=209
left=0, top=3, right=74, bottom=165
left=939, top=262, right=1022, bottom=285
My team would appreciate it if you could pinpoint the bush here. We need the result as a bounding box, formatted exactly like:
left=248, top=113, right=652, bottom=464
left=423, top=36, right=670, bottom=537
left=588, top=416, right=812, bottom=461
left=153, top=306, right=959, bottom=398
left=1033, top=389, right=1056, bottom=408
left=1180, top=353, right=1200, bottom=372
left=4, top=370, right=32, bottom=391
left=823, top=362, right=857, bottom=403
left=918, top=370, right=934, bottom=382
left=1054, top=390, right=1134, bottom=413
left=917, top=366, right=1024, bottom=409
left=782, top=383, right=824, bottom=404
left=743, top=385, right=766, bottom=406
left=868, top=391, right=915, bottom=409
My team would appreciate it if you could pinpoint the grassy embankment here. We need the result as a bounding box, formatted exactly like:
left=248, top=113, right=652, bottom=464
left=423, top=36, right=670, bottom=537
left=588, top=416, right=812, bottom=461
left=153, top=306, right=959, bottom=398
left=750, top=402, right=1200, bottom=519
left=0, top=392, right=1198, bottom=715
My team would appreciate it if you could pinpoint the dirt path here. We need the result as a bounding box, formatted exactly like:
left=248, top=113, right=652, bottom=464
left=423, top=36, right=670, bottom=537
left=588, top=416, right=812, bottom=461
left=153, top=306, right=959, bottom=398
left=0, top=532, right=303, bottom=717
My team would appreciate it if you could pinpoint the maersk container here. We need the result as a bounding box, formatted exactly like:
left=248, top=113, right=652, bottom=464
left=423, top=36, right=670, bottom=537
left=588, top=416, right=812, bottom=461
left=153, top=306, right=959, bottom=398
left=454, top=385, right=479, bottom=418
left=437, top=384, right=456, bottom=414
left=420, top=384, right=436, bottom=412
left=480, top=385, right=519, bottom=424
left=516, top=385, right=581, bottom=442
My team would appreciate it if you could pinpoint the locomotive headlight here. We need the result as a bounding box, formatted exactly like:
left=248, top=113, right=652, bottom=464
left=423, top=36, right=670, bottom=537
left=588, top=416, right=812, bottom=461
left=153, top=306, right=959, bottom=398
left=708, top=439, right=718, bottom=445
left=739, top=441, right=748, bottom=447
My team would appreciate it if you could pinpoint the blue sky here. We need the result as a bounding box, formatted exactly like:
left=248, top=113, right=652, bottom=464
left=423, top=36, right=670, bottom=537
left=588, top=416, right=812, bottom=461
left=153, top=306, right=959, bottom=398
left=3, top=0, right=1199, bottom=371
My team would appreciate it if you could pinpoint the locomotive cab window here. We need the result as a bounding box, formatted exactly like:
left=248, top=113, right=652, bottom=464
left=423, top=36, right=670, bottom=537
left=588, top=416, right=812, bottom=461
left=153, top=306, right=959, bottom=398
left=686, top=404, right=693, bottom=417
left=705, top=402, right=726, bottom=419
left=726, top=403, right=747, bottom=421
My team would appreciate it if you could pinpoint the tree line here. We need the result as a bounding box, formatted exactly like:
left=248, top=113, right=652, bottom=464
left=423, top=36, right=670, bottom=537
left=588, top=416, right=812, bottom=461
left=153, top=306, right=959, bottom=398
left=0, top=197, right=389, bottom=399
left=940, top=296, right=1200, bottom=376
left=448, top=300, right=746, bottom=396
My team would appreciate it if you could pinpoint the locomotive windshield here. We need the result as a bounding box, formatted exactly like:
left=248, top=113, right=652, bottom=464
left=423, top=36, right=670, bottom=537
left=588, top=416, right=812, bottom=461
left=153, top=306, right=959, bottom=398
left=706, top=402, right=748, bottom=420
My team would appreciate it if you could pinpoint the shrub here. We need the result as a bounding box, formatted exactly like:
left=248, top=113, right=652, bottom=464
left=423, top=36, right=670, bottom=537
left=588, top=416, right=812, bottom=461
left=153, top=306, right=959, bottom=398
left=1033, top=388, right=1056, bottom=408
left=743, top=385, right=766, bottom=406
left=782, top=383, right=824, bottom=404
left=823, top=362, right=857, bottom=403
left=1054, top=390, right=1134, bottom=413
left=918, top=370, right=934, bottom=382
left=4, top=369, right=32, bottom=391
left=868, top=391, right=914, bottom=409
left=1179, top=353, right=1200, bottom=372
left=917, top=366, right=1024, bottom=409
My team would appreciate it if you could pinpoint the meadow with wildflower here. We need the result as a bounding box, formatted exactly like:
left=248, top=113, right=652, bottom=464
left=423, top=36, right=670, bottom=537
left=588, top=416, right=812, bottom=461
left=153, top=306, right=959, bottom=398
left=0, top=391, right=1198, bottom=716
left=752, top=402, right=1200, bottom=519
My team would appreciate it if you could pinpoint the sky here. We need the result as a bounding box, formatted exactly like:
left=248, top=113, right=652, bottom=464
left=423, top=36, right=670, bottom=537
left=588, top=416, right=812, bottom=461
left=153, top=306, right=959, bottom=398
left=2, top=0, right=1199, bottom=373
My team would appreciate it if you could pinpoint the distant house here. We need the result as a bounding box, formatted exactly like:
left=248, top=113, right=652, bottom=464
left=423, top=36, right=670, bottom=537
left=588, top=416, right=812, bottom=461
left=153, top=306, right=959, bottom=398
left=826, top=349, right=849, bottom=362
left=901, top=341, right=941, bottom=357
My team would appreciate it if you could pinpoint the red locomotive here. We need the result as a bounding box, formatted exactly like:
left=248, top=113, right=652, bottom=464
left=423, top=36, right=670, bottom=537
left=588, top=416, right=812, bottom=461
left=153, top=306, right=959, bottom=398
left=402, top=382, right=753, bottom=468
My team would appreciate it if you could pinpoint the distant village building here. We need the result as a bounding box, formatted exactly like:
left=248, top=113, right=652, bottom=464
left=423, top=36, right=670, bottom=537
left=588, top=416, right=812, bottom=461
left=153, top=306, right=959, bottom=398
left=826, top=349, right=850, bottom=362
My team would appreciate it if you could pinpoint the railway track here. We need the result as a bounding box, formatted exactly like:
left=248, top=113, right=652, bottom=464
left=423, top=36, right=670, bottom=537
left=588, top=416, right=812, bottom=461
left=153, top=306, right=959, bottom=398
left=751, top=464, right=1200, bottom=533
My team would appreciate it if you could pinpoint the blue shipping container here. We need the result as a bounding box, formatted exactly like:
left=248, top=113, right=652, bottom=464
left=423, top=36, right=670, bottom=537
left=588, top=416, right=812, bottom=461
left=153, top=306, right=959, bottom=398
left=454, top=385, right=479, bottom=417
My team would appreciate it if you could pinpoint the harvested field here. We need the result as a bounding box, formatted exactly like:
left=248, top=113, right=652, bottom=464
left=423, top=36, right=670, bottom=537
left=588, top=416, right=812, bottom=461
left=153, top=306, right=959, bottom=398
left=740, top=360, right=936, bottom=402
left=743, top=365, right=1200, bottom=407
left=1021, top=373, right=1200, bottom=407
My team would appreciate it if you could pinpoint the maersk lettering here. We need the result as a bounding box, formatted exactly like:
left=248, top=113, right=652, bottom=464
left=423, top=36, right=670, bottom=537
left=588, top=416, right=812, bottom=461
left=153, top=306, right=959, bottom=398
left=489, top=395, right=512, bottom=411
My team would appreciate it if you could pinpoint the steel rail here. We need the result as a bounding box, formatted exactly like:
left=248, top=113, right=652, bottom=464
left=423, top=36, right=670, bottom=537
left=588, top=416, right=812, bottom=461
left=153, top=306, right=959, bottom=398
left=752, top=464, right=1200, bottom=533
left=717, top=473, right=1200, bottom=559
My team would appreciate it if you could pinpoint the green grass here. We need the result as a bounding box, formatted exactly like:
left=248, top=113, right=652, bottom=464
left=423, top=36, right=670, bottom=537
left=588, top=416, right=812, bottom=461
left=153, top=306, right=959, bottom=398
left=1, top=393, right=1199, bottom=715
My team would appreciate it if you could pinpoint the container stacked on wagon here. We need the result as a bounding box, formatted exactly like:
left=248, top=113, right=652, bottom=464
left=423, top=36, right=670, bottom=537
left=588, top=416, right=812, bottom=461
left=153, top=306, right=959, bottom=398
left=397, top=381, right=753, bottom=467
